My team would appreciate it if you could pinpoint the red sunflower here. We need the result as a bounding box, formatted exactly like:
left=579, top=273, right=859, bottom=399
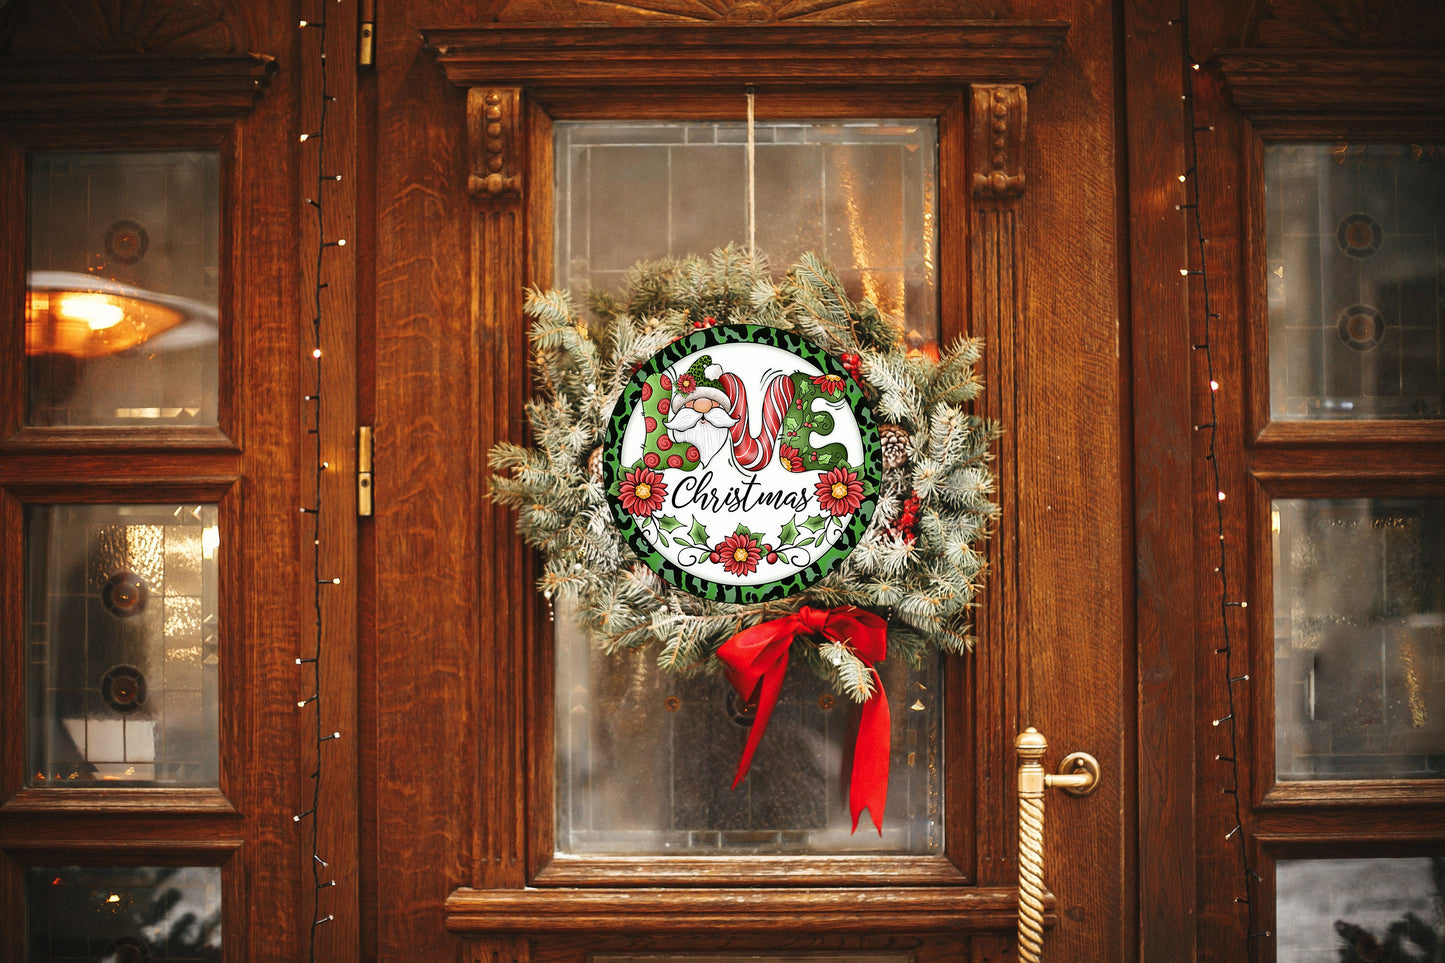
left=715, top=532, right=761, bottom=576
left=815, top=467, right=864, bottom=517
left=620, top=466, right=667, bottom=518
left=810, top=372, right=847, bottom=395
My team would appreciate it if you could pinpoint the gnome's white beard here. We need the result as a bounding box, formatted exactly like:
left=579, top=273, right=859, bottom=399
left=665, top=405, right=739, bottom=467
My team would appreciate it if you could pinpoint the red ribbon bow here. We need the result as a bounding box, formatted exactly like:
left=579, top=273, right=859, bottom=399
left=717, top=605, right=890, bottom=834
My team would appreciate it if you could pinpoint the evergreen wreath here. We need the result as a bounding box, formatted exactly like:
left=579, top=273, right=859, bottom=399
left=488, top=246, right=999, bottom=703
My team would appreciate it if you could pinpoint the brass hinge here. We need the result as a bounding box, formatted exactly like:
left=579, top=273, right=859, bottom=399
left=358, top=426, right=374, bottom=517
left=359, top=0, right=375, bottom=68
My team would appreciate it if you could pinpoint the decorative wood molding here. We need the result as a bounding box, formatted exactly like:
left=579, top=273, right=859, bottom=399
left=445, top=886, right=1039, bottom=936
left=1212, top=50, right=1445, bottom=137
left=970, top=84, right=1026, bottom=200
left=468, top=88, right=523, bottom=201
left=531, top=853, right=970, bottom=887
left=493, top=0, right=990, bottom=24
left=1, top=0, right=247, bottom=57
left=426, top=23, right=1069, bottom=89
left=1242, top=0, right=1445, bottom=48
left=0, top=55, right=277, bottom=126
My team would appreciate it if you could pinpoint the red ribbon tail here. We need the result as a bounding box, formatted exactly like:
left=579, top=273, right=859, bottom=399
left=729, top=652, right=789, bottom=790
left=849, top=670, right=890, bottom=835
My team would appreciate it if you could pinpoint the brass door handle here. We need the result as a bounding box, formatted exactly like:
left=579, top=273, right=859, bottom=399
left=1016, top=728, right=1101, bottom=962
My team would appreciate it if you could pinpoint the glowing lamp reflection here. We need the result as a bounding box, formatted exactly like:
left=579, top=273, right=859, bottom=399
left=55, top=293, right=125, bottom=330
left=26, top=287, right=186, bottom=359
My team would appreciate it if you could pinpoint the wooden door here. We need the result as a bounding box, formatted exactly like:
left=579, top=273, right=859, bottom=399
left=1128, top=1, right=1445, bottom=960
left=0, top=1, right=362, bottom=959
left=370, top=3, right=1131, bottom=961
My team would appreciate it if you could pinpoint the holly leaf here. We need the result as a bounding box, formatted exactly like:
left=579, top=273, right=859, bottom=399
left=687, top=518, right=709, bottom=546
left=733, top=522, right=757, bottom=540
left=656, top=515, right=683, bottom=532
left=795, top=535, right=817, bottom=547
left=800, top=514, right=829, bottom=532
left=777, top=518, right=800, bottom=546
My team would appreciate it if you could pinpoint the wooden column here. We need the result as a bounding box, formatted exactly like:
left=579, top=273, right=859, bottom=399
left=968, top=83, right=1026, bottom=902
left=467, top=84, right=532, bottom=963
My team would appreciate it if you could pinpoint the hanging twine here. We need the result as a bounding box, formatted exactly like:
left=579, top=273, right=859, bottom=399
left=746, top=84, right=756, bottom=255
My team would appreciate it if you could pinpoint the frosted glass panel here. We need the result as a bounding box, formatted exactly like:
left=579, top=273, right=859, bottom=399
left=1276, top=857, right=1444, bottom=962
left=556, top=120, right=938, bottom=353
left=1266, top=143, right=1445, bottom=420
left=556, top=602, right=942, bottom=855
left=26, top=865, right=221, bottom=961
left=1273, top=498, right=1445, bottom=779
left=26, top=503, right=221, bottom=787
left=26, top=150, right=220, bottom=427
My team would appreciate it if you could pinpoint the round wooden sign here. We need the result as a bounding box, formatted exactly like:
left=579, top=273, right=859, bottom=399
left=604, top=324, right=879, bottom=603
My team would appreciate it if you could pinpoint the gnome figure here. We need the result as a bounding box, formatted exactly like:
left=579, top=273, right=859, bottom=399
left=663, top=355, right=739, bottom=468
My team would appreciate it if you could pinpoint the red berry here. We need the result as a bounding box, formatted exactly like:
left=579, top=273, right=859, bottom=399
left=660, top=374, right=672, bottom=390
left=656, top=435, right=672, bottom=450
left=686, top=445, right=700, bottom=462
left=644, top=452, right=660, bottom=468
left=667, top=454, right=683, bottom=468
left=709, top=551, right=721, bottom=563
left=641, top=382, right=652, bottom=401
left=645, top=416, right=657, bottom=432
left=657, top=398, right=670, bottom=415
left=762, top=544, right=772, bottom=553
left=766, top=553, right=777, bottom=564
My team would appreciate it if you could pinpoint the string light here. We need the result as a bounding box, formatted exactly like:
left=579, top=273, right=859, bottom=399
left=297, top=3, right=344, bottom=956
left=1176, top=3, right=1260, bottom=956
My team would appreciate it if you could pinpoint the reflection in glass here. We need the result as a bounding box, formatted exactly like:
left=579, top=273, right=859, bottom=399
left=1265, top=143, right=1445, bottom=420
left=1276, top=857, right=1444, bottom=963
left=1274, top=499, right=1445, bottom=779
left=556, top=120, right=939, bottom=355
left=26, top=865, right=221, bottom=962
left=556, top=601, right=942, bottom=855
left=26, top=504, right=221, bottom=787
left=27, top=151, right=220, bottom=427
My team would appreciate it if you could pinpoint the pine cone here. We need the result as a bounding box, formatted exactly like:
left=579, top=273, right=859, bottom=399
left=879, top=423, right=911, bottom=470
left=587, top=446, right=603, bottom=481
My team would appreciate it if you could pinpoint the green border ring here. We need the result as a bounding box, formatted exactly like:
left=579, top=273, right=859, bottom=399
left=602, top=324, right=880, bottom=603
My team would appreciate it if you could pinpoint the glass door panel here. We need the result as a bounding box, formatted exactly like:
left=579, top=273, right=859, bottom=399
left=1272, top=497, right=1445, bottom=781
left=552, top=118, right=944, bottom=856
left=25, top=503, right=221, bottom=788
left=1275, top=856, right=1444, bottom=962
left=26, top=150, right=221, bottom=428
left=1265, top=144, right=1445, bottom=421
left=24, top=864, right=221, bottom=961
